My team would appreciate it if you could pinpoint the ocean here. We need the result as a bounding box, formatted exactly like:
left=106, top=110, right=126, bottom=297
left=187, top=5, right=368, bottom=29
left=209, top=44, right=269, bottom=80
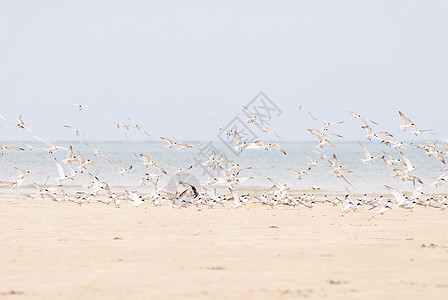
left=0, top=140, right=447, bottom=196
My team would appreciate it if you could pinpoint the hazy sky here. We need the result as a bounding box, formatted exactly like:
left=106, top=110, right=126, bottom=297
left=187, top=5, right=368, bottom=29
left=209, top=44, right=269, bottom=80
left=1, top=1, right=447, bottom=142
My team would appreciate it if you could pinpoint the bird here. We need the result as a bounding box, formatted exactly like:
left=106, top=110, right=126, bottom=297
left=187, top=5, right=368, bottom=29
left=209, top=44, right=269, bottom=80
left=304, top=153, right=323, bottom=168
left=135, top=154, right=167, bottom=174
left=166, top=162, right=193, bottom=176
left=0, top=144, right=25, bottom=156
left=111, top=159, right=133, bottom=176
left=16, top=115, right=35, bottom=134
left=254, top=140, right=286, bottom=155
left=384, top=185, right=408, bottom=205
left=32, top=135, right=68, bottom=153
left=289, top=168, right=307, bottom=180
left=68, top=104, right=94, bottom=110
left=330, top=154, right=352, bottom=174
left=398, top=111, right=434, bottom=135
left=307, top=129, right=342, bottom=149
left=359, top=142, right=376, bottom=165
left=64, top=125, right=88, bottom=143
left=311, top=116, right=344, bottom=131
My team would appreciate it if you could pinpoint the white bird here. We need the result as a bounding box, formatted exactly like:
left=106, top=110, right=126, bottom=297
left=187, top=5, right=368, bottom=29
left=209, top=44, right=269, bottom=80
left=77, top=152, right=98, bottom=170
left=54, top=158, right=72, bottom=184
left=255, top=140, right=286, bottom=155
left=68, top=104, right=94, bottom=110
left=166, top=162, right=193, bottom=176
left=267, top=177, right=288, bottom=194
left=432, top=169, right=448, bottom=188
left=307, top=129, right=342, bottom=149
left=399, top=111, right=434, bottom=135
left=16, top=115, right=35, bottom=134
left=359, top=142, right=375, bottom=165
left=111, top=159, right=133, bottom=176
left=376, top=200, right=393, bottom=214
left=330, top=154, right=352, bottom=174
left=32, top=135, right=68, bottom=153
left=384, top=185, right=408, bottom=205
left=400, top=151, right=416, bottom=174
left=311, top=116, right=344, bottom=131
left=0, top=144, right=25, bottom=155
left=135, top=154, right=167, bottom=174
left=126, top=117, right=151, bottom=136
left=126, top=190, right=144, bottom=207
left=289, top=168, right=307, bottom=180
left=304, top=153, right=323, bottom=168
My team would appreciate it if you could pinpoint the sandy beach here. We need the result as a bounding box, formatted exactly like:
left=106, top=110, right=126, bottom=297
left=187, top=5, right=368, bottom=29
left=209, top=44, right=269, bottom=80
left=1, top=195, right=447, bottom=300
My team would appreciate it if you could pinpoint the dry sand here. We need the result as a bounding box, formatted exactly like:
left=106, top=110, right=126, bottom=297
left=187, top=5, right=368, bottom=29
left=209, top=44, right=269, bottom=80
left=1, top=197, right=448, bottom=299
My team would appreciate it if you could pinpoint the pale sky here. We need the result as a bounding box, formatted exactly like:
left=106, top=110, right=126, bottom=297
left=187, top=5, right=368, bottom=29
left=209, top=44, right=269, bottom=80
left=1, top=1, right=447, bottom=142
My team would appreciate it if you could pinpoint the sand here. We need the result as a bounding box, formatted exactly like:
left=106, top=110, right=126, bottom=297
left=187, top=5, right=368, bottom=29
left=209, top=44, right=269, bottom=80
left=1, top=197, right=447, bottom=299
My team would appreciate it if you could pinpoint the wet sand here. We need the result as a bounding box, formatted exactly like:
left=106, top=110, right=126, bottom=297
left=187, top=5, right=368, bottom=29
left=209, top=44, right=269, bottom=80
left=1, top=197, right=447, bottom=299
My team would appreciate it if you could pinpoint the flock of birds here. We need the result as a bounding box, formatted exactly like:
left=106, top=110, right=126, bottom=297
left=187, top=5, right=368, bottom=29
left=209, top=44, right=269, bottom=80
left=0, top=102, right=447, bottom=214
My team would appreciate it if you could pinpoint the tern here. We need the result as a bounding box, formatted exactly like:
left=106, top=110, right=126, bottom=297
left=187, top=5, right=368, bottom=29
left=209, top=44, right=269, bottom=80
left=304, top=153, right=323, bottom=168
left=359, top=142, right=375, bottom=165
left=311, top=116, right=343, bottom=131
left=135, top=154, right=167, bottom=174
left=289, top=168, right=307, bottom=180
left=307, top=129, right=342, bottom=149
left=16, top=115, right=35, bottom=134
left=399, top=111, right=434, bottom=135
left=32, top=135, right=68, bottom=153
left=384, top=185, right=408, bottom=205
left=166, top=162, right=193, bottom=176
left=76, top=152, right=98, bottom=170
left=68, top=104, right=94, bottom=110
left=254, top=140, right=286, bottom=155
left=0, top=144, right=25, bottom=156
left=111, top=159, right=133, bottom=176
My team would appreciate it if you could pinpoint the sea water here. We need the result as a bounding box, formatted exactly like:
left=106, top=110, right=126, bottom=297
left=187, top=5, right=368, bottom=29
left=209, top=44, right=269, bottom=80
left=0, top=140, right=446, bottom=195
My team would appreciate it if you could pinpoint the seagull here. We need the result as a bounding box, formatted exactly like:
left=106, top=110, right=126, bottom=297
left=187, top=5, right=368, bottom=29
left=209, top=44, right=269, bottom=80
left=68, top=104, right=95, bottom=110
left=400, top=152, right=416, bottom=174
left=348, top=111, right=379, bottom=126
left=32, top=135, right=68, bottom=153
left=135, top=154, right=167, bottom=174
left=211, top=117, right=226, bottom=131
left=139, top=173, right=161, bottom=185
left=166, top=162, right=193, bottom=176
left=330, top=154, right=352, bottom=174
left=232, top=131, right=262, bottom=152
left=228, top=187, right=243, bottom=208
left=311, top=116, right=343, bottom=131
left=54, top=158, right=78, bottom=183
left=432, top=169, right=448, bottom=188
left=16, top=115, right=35, bottom=134
left=267, top=177, right=288, bottom=194
left=255, top=140, right=286, bottom=155
left=307, top=129, right=342, bottom=149
left=76, top=152, right=98, bottom=170
left=111, top=159, right=133, bottom=176
left=126, top=117, right=151, bottom=136
left=359, top=142, right=375, bottom=165
left=384, top=185, right=408, bottom=205
left=0, top=144, right=25, bottom=156
left=64, top=125, right=88, bottom=143
left=160, top=137, right=192, bottom=150
left=304, top=153, right=323, bottom=168
left=84, top=143, right=112, bottom=163
left=237, top=106, right=271, bottom=125
left=376, top=200, right=393, bottom=214
left=289, top=168, right=307, bottom=180
left=125, top=190, right=145, bottom=207
left=15, top=167, right=39, bottom=180
left=398, top=111, right=434, bottom=135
